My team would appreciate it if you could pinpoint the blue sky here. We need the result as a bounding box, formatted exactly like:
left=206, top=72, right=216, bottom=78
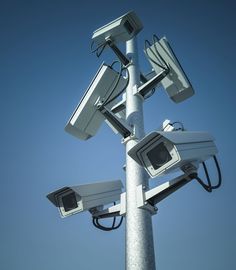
left=1, top=1, right=236, bottom=269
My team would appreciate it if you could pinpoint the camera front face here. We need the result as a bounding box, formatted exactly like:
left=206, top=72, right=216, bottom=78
left=57, top=190, right=83, bottom=217
left=62, top=192, right=78, bottom=212
left=123, top=20, right=134, bottom=34
left=146, top=142, right=172, bottom=170
left=92, top=12, right=143, bottom=46
left=138, top=136, right=180, bottom=178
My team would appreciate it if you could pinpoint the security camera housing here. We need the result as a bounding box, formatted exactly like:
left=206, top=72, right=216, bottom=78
left=145, top=37, right=194, bottom=103
left=128, top=131, right=218, bottom=178
left=92, top=11, right=143, bottom=47
left=65, top=63, right=128, bottom=140
left=47, top=180, right=123, bottom=218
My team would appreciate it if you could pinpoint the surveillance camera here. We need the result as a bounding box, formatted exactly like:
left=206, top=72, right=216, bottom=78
left=65, top=62, right=128, bottom=140
left=128, top=131, right=218, bottom=178
left=144, top=36, right=194, bottom=103
left=47, top=180, right=123, bottom=218
left=92, top=11, right=143, bottom=47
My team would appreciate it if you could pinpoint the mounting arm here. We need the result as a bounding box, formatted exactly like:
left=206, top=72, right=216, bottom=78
left=98, top=105, right=132, bottom=138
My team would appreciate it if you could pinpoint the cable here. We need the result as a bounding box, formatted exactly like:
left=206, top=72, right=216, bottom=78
left=171, top=121, right=185, bottom=131
left=195, top=176, right=212, bottom=193
left=144, top=35, right=170, bottom=72
left=92, top=202, right=124, bottom=231
left=104, top=68, right=129, bottom=106
left=93, top=216, right=124, bottom=231
left=144, top=39, right=168, bottom=70
left=152, top=35, right=170, bottom=71
left=110, top=60, right=120, bottom=69
left=101, top=61, right=122, bottom=106
left=142, top=40, right=160, bottom=100
left=103, top=65, right=130, bottom=106
left=90, top=40, right=107, bottom=58
left=144, top=88, right=156, bottom=99
left=210, top=156, right=222, bottom=189
left=143, top=35, right=171, bottom=100
left=191, top=155, right=222, bottom=193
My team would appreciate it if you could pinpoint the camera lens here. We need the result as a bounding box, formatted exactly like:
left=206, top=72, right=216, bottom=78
left=62, top=192, right=77, bottom=212
left=147, top=142, right=172, bottom=170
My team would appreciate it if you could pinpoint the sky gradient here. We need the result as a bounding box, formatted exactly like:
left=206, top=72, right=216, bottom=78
left=1, top=1, right=236, bottom=269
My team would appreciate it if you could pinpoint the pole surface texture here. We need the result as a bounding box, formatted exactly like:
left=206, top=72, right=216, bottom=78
left=125, top=37, right=156, bottom=270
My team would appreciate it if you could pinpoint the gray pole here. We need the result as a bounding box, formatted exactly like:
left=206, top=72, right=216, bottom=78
left=125, top=37, right=156, bottom=270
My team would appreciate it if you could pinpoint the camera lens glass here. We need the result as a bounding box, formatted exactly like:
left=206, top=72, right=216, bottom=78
left=147, top=142, right=172, bottom=170
left=124, top=20, right=134, bottom=34
left=62, top=192, right=77, bottom=212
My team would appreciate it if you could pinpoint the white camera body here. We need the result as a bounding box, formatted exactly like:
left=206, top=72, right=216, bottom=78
left=145, top=37, right=194, bottom=103
left=92, top=11, right=143, bottom=47
left=47, top=180, right=123, bottom=218
left=128, top=131, right=218, bottom=178
left=65, top=63, right=127, bottom=140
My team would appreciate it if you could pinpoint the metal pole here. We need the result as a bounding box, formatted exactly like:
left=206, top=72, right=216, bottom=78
left=125, top=37, right=156, bottom=270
